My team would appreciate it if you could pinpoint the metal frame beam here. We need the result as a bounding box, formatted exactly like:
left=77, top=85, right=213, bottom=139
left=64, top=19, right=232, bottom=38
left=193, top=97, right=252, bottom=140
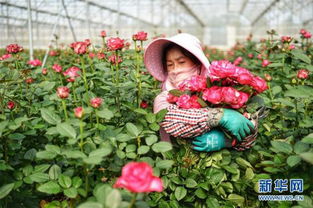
left=175, top=0, right=206, bottom=27
left=79, top=0, right=156, bottom=27
left=0, top=2, right=111, bottom=27
left=251, top=0, right=280, bottom=26
left=240, top=0, right=249, bottom=14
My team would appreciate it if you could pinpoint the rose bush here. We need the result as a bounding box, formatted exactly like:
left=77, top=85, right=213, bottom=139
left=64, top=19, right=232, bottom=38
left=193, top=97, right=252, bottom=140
left=0, top=29, right=312, bottom=208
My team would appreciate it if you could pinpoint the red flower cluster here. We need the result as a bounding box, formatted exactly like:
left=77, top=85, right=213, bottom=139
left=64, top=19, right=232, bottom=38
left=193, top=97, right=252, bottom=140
left=297, top=69, right=309, bottom=79
left=28, top=59, right=42, bottom=67
left=133, top=31, right=148, bottom=41
left=168, top=60, right=268, bottom=109
left=70, top=41, right=89, bottom=55
left=300, top=29, right=312, bottom=39
left=113, top=162, right=163, bottom=193
left=0, top=54, right=12, bottom=61
left=106, top=37, right=124, bottom=51
left=6, top=44, right=23, bottom=54
left=63, top=66, right=81, bottom=82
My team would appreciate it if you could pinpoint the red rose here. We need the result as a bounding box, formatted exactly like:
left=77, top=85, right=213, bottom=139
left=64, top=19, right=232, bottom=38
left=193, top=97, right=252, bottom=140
left=230, top=91, right=249, bottom=109
left=7, top=101, right=15, bottom=110
left=281, top=36, right=292, bottom=43
left=177, top=94, right=192, bottom=109
left=57, top=86, right=70, bottom=99
left=74, top=107, right=84, bottom=119
left=140, top=101, right=148, bottom=109
left=52, top=64, right=62, bottom=73
left=108, top=55, right=123, bottom=64
left=97, top=52, right=105, bottom=59
left=63, top=66, right=81, bottom=82
left=297, top=69, right=309, bottom=79
left=221, top=87, right=240, bottom=105
left=113, top=162, right=163, bottom=193
left=90, top=97, right=103, bottom=108
left=100, top=30, right=106, bottom=37
left=28, top=59, right=42, bottom=67
left=233, top=57, right=243, bottom=66
left=0, top=54, right=12, bottom=61
left=133, top=31, right=148, bottom=41
left=6, top=44, right=23, bottom=54
left=107, top=37, right=124, bottom=51
left=262, top=59, right=270, bottom=67
left=25, top=77, right=34, bottom=84
left=189, top=95, right=202, bottom=108
left=202, top=86, right=223, bottom=104
left=70, top=41, right=88, bottom=54
left=250, top=76, right=268, bottom=93
left=167, top=93, right=179, bottom=103
left=42, top=68, right=48, bottom=75
left=49, top=50, right=58, bottom=56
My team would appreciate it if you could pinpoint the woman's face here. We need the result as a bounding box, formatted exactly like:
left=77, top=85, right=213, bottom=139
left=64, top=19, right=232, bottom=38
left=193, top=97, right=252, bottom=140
left=165, top=46, right=195, bottom=72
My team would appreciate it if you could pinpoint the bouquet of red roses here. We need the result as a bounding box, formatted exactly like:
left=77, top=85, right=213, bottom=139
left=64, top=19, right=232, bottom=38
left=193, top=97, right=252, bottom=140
left=167, top=60, right=268, bottom=110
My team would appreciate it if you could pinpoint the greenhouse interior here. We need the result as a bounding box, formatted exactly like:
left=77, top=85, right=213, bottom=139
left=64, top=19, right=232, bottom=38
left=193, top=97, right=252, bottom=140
left=0, top=0, right=313, bottom=208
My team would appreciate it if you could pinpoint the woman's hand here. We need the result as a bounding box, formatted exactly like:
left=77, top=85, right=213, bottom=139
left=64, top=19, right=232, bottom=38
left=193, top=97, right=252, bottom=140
left=192, top=129, right=228, bottom=152
left=218, top=109, right=254, bottom=141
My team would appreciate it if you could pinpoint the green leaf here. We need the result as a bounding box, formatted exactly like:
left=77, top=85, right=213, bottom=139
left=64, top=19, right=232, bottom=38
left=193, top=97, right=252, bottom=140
left=0, top=183, right=15, bottom=199
left=169, top=89, right=184, bottom=97
left=137, top=145, right=150, bottom=155
left=195, top=188, right=207, bottom=199
left=72, top=177, right=82, bottom=188
left=126, top=123, right=140, bottom=137
left=287, top=155, right=301, bottom=167
left=235, top=158, right=253, bottom=168
left=24, top=148, right=37, bottom=161
left=175, top=186, right=187, bottom=201
left=36, top=150, right=57, bottom=160
left=271, top=141, right=293, bottom=154
left=105, top=189, right=121, bottom=208
left=294, top=142, right=310, bottom=154
left=186, top=178, right=197, bottom=188
left=244, top=168, right=255, bottom=180
left=29, top=173, right=50, bottom=183
left=299, top=152, right=313, bottom=164
left=145, top=113, right=156, bottom=124
left=302, top=133, right=313, bottom=144
left=152, top=142, right=172, bottom=153
left=285, top=86, right=313, bottom=98
left=268, top=63, right=284, bottom=67
left=206, top=197, right=220, bottom=208
left=45, top=144, right=61, bottom=154
left=145, top=135, right=158, bottom=146
left=49, top=164, right=61, bottom=180
left=64, top=187, right=77, bottom=198
left=227, top=194, right=245, bottom=206
left=271, top=86, right=282, bottom=96
left=97, top=108, right=114, bottom=120
left=223, top=166, right=238, bottom=174
left=134, top=108, right=147, bottom=115
left=8, top=133, right=25, bottom=140
left=197, top=98, right=208, bottom=107
left=77, top=202, right=103, bottom=208
left=58, top=174, right=72, bottom=188
left=149, top=122, right=160, bottom=131
left=291, top=49, right=311, bottom=64
left=63, top=150, right=87, bottom=159
left=0, top=121, right=9, bottom=133
left=34, top=164, right=51, bottom=173
left=40, top=108, right=61, bottom=125
left=57, top=122, right=76, bottom=138
left=89, top=147, right=112, bottom=158
left=37, top=181, right=61, bottom=194
left=156, top=160, right=174, bottom=169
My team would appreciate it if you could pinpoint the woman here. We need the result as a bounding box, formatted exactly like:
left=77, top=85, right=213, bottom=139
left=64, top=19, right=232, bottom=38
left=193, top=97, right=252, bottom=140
left=144, top=33, right=255, bottom=152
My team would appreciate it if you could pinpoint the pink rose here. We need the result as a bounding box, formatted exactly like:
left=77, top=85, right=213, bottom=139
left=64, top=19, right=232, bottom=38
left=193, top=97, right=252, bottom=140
left=233, top=57, right=243, bottom=66
left=28, top=59, right=42, bottom=67
left=0, top=54, right=12, bottom=61
left=178, top=75, right=207, bottom=92
left=108, top=55, right=123, bottom=64
left=236, top=73, right=253, bottom=85
left=42, top=68, right=48, bottom=75
left=202, top=86, right=223, bottom=104
left=70, top=41, right=88, bottom=55
left=297, top=69, right=309, bottom=79
left=221, top=87, right=240, bottom=105
left=97, top=52, right=105, bottom=60
left=49, top=50, right=58, bottom=56
left=281, top=36, right=292, bottom=43
left=57, top=87, right=70, bottom=99
left=132, top=31, right=148, bottom=41
left=90, top=97, right=103, bottom=108
left=89, top=53, right=95, bottom=59
left=177, top=94, right=192, bottom=109
left=262, top=59, right=270, bottom=67
left=209, top=60, right=236, bottom=79
left=52, top=64, right=62, bottom=73
left=250, top=76, right=268, bottom=93
left=230, top=91, right=249, bottom=109
left=6, top=44, right=23, bottom=54
left=63, top=66, right=81, bottom=82
left=114, top=162, right=163, bottom=193
left=107, top=37, right=124, bottom=51
left=74, top=107, right=84, bottom=119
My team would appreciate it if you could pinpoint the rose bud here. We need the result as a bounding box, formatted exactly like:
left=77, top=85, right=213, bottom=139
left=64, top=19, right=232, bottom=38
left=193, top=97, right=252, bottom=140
left=57, top=86, right=70, bottom=99
left=90, top=97, right=103, bottom=108
left=74, top=107, right=84, bottom=118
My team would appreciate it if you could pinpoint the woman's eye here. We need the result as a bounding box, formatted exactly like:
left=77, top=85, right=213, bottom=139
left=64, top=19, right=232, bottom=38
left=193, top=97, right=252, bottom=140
left=179, top=62, right=185, bottom=64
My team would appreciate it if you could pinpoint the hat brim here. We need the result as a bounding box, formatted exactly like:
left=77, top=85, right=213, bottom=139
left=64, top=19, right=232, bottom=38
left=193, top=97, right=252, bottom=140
left=144, top=38, right=171, bottom=82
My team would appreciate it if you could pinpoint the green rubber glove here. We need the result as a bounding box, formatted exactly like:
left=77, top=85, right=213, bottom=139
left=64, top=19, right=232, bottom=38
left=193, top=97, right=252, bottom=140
left=218, top=108, right=254, bottom=142
left=192, top=129, right=227, bottom=152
